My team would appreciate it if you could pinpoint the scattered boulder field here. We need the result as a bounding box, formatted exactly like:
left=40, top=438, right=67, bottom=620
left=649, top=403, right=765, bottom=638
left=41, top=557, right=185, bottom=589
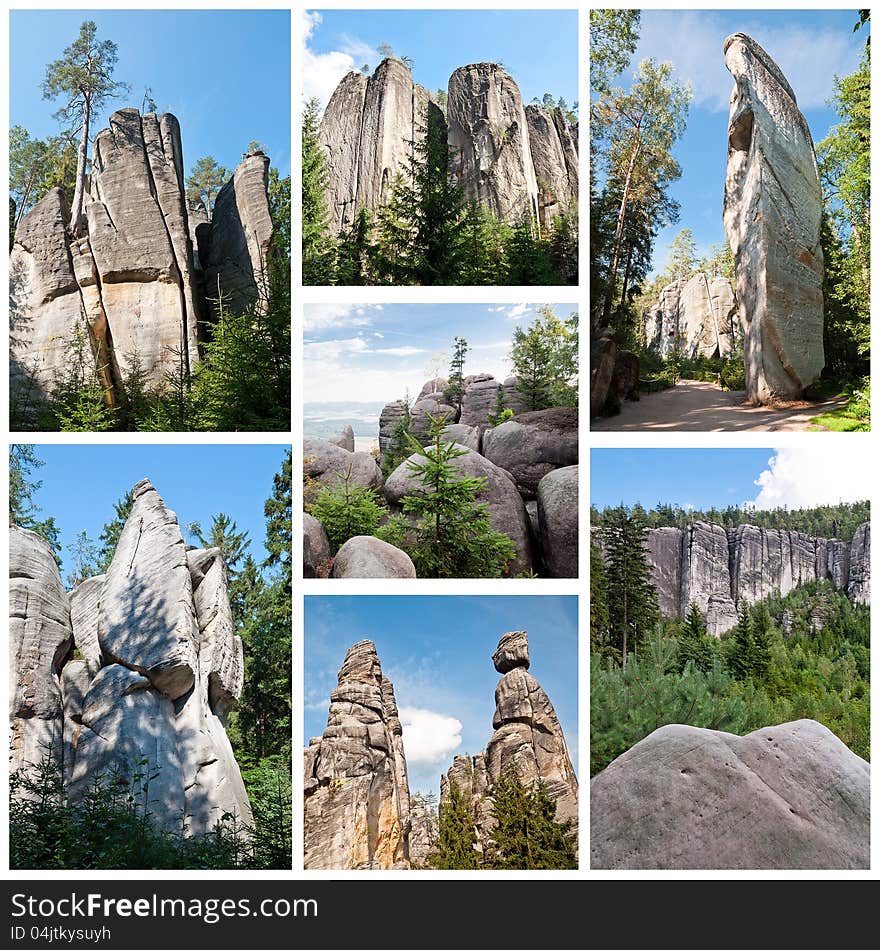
left=303, top=374, right=579, bottom=578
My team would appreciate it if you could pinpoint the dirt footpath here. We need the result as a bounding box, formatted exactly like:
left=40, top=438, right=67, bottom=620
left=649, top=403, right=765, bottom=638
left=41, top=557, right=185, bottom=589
left=590, top=379, right=846, bottom=432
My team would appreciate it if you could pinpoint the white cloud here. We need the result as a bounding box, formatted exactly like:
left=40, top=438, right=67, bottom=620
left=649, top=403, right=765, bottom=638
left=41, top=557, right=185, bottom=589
left=304, top=303, right=377, bottom=331
left=301, top=10, right=379, bottom=108
left=303, top=337, right=371, bottom=359
left=374, top=346, right=426, bottom=357
left=399, top=707, right=462, bottom=764
left=634, top=11, right=862, bottom=113
left=505, top=303, right=530, bottom=320
left=750, top=447, right=872, bottom=511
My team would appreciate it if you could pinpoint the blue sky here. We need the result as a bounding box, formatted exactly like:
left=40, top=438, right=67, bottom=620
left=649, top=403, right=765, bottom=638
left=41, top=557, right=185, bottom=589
left=599, top=9, right=866, bottom=274
left=304, top=302, right=577, bottom=405
left=19, top=444, right=289, bottom=580
left=591, top=447, right=872, bottom=513
left=11, top=10, right=290, bottom=179
left=305, top=595, right=578, bottom=795
left=302, top=9, right=578, bottom=110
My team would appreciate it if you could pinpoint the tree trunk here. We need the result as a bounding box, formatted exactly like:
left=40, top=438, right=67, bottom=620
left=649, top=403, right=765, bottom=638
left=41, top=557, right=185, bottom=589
left=617, top=240, right=635, bottom=322
left=69, top=95, right=90, bottom=238
left=600, top=139, right=640, bottom=328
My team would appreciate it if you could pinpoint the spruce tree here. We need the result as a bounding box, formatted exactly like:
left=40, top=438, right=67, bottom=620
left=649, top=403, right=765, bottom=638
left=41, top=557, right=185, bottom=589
left=488, top=771, right=576, bottom=870
left=302, top=98, right=335, bottom=283
left=432, top=780, right=479, bottom=869
left=678, top=602, right=715, bottom=673
left=96, top=489, right=134, bottom=572
left=9, top=445, right=60, bottom=555
left=590, top=540, right=610, bottom=649
left=600, top=505, right=660, bottom=669
left=444, top=336, right=468, bottom=410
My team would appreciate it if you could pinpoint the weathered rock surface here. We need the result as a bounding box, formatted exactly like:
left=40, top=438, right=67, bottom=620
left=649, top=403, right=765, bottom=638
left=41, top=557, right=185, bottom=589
left=303, top=512, right=331, bottom=578
left=303, top=438, right=383, bottom=493
left=304, top=640, right=412, bottom=869
left=331, top=536, right=416, bottom=579
left=385, top=444, right=533, bottom=573
left=319, top=59, right=438, bottom=234
left=642, top=520, right=871, bottom=635
left=329, top=424, right=355, bottom=452
left=10, top=484, right=251, bottom=834
left=441, top=630, right=578, bottom=858
left=378, top=400, right=409, bottom=457
left=204, top=152, right=274, bottom=315
left=525, top=104, right=579, bottom=231
left=537, top=465, right=578, bottom=578
left=10, top=526, right=73, bottom=776
left=723, top=33, right=824, bottom=402
left=448, top=64, right=538, bottom=224
left=458, top=374, right=527, bottom=430
left=611, top=351, right=640, bottom=400
left=590, top=331, right=617, bottom=416
left=408, top=793, right=438, bottom=867
left=441, top=422, right=481, bottom=453
left=644, top=274, right=738, bottom=359
left=10, top=109, right=276, bottom=415
left=482, top=407, right=578, bottom=499
left=591, top=719, right=869, bottom=869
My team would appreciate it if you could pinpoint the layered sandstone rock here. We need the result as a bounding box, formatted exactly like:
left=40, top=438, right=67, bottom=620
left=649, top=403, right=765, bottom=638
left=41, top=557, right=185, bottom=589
left=303, top=437, right=383, bottom=493
left=9, top=483, right=251, bottom=835
left=458, top=374, right=527, bottom=430
left=525, top=104, right=579, bottom=231
left=304, top=640, right=412, bottom=869
left=442, top=630, right=578, bottom=858
left=644, top=274, right=738, bottom=360
left=537, top=465, right=578, bottom=578
left=723, top=34, right=824, bottom=402
left=642, top=520, right=871, bottom=635
left=591, top=720, right=869, bottom=869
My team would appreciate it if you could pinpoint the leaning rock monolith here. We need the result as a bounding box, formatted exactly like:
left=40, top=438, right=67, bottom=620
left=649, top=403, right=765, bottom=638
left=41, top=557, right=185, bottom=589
left=723, top=33, right=824, bottom=403
left=591, top=719, right=869, bottom=869
left=303, top=640, right=412, bottom=869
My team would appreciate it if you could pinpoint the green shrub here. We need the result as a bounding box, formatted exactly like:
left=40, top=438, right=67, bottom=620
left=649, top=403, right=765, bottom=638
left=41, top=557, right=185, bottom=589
left=309, top=466, right=384, bottom=553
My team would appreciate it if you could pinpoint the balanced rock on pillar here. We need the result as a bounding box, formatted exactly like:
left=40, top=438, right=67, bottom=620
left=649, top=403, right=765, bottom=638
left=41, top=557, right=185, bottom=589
left=723, top=33, right=824, bottom=403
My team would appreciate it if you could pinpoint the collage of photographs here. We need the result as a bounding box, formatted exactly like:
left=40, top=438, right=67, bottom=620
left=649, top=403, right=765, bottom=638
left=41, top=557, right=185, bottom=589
left=3, top=0, right=874, bottom=898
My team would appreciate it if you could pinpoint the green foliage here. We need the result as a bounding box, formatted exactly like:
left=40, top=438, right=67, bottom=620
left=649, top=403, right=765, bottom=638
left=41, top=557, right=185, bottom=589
left=664, top=227, right=699, bottom=280
left=589, top=9, right=641, bottom=96
left=510, top=305, right=578, bottom=410
left=812, top=377, right=870, bottom=431
left=186, top=156, right=229, bottom=217
left=9, top=126, right=78, bottom=228
left=432, top=780, right=479, bottom=869
left=400, top=414, right=516, bottom=578
left=96, top=489, right=134, bottom=572
left=302, top=97, right=335, bottom=283
left=9, top=445, right=60, bottom=555
left=590, top=500, right=870, bottom=542
left=381, top=400, right=413, bottom=477
left=309, top=468, right=384, bottom=554
left=444, top=336, right=468, bottom=409
left=65, top=529, right=100, bottom=587
left=487, top=385, right=512, bottom=427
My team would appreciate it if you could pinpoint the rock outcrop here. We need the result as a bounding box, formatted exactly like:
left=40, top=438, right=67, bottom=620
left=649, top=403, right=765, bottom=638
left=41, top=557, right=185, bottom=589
left=458, top=374, right=527, bottom=430
left=441, top=631, right=578, bottom=859
left=10, top=109, right=275, bottom=414
left=319, top=60, right=577, bottom=234
left=590, top=330, right=617, bottom=416
left=9, top=482, right=251, bottom=835
left=304, top=640, right=412, bottom=869
left=330, top=536, right=417, bottom=579
left=591, top=720, right=869, bottom=869
left=536, top=465, right=578, bottom=578
left=723, top=34, right=824, bottom=402
left=642, top=520, right=871, bottom=635
left=644, top=273, right=738, bottom=359
left=303, top=437, right=383, bottom=495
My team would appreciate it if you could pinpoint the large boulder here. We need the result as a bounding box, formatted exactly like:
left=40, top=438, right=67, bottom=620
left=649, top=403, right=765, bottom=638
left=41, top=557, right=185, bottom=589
left=303, top=513, right=332, bottom=577
left=590, top=332, right=617, bottom=416
left=384, top=444, right=533, bottom=573
left=378, top=400, right=409, bottom=456
left=537, top=465, right=578, bottom=578
left=329, top=424, right=355, bottom=452
left=331, top=536, right=416, bottom=579
left=591, top=720, right=869, bottom=869
left=303, top=438, right=383, bottom=493
left=610, top=351, right=639, bottom=399
left=440, top=423, right=481, bottom=453
left=482, top=407, right=578, bottom=499
left=458, top=374, right=527, bottom=430
left=723, top=34, right=824, bottom=402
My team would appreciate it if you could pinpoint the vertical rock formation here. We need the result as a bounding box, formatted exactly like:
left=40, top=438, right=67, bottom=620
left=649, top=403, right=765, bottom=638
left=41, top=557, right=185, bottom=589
left=408, top=793, right=438, bottom=866
left=458, top=374, right=527, bottom=430
left=319, top=59, right=438, bottom=234
left=378, top=399, right=409, bottom=457
left=10, top=109, right=276, bottom=413
left=723, top=34, right=824, bottom=402
left=641, top=520, right=871, bottom=635
left=643, top=274, right=738, bottom=360
left=303, top=640, right=412, bottom=869
left=447, top=64, right=539, bottom=226
left=524, top=104, right=579, bottom=231
left=441, top=630, right=578, bottom=858
left=203, top=152, right=274, bottom=315
left=9, top=481, right=252, bottom=835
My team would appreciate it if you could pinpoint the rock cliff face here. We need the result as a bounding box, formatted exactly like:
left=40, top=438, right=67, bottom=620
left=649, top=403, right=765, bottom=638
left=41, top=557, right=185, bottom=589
left=319, top=60, right=577, bottom=234
left=723, top=34, right=824, bottom=402
left=644, top=273, right=738, bottom=359
left=10, top=109, right=274, bottom=412
left=441, top=631, right=578, bottom=858
left=643, top=520, right=870, bottom=635
left=9, top=481, right=251, bottom=834
left=591, top=719, right=869, bottom=869
left=304, top=640, right=412, bottom=869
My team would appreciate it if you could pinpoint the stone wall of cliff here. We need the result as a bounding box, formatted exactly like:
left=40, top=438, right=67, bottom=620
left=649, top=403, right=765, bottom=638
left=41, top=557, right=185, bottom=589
left=644, top=273, right=738, bottom=359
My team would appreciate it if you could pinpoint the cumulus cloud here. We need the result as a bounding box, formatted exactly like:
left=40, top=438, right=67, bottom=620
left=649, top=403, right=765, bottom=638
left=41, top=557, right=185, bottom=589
left=634, top=11, right=862, bottom=112
left=750, top=447, right=872, bottom=510
left=399, top=707, right=463, bottom=764
left=303, top=336, right=371, bottom=359
left=304, top=303, right=378, bottom=331
left=301, top=10, right=379, bottom=108
left=374, top=346, right=426, bottom=357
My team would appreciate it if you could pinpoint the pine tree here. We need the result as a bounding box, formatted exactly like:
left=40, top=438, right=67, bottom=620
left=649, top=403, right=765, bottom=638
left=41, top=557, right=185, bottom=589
left=186, top=156, right=229, bottom=218
left=678, top=602, right=715, bottom=673
left=188, top=513, right=252, bottom=594
left=600, top=505, right=660, bottom=669
left=432, top=780, right=479, bottom=869
left=309, top=466, right=384, bottom=553
left=65, top=530, right=100, bottom=587
left=96, top=489, right=134, bottom=572
left=488, top=771, right=576, bottom=870
left=458, top=200, right=509, bottom=284
left=444, top=336, right=468, bottom=410
left=590, top=541, right=610, bottom=649
left=302, top=98, right=335, bottom=283
left=728, top=608, right=756, bottom=681
left=487, top=384, right=512, bottom=427
left=373, top=173, right=414, bottom=283
left=665, top=227, right=699, bottom=280
left=9, top=445, right=60, bottom=556
left=335, top=208, right=374, bottom=284
left=401, top=414, right=516, bottom=578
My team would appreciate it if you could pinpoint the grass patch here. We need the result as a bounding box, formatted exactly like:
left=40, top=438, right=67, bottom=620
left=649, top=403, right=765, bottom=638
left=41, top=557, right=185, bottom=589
left=810, top=377, right=870, bottom=431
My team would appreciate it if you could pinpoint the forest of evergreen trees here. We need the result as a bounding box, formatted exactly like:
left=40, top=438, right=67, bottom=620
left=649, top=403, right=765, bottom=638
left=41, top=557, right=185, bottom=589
left=9, top=446, right=292, bottom=869
left=302, top=98, right=578, bottom=286
left=591, top=505, right=871, bottom=777
left=589, top=10, right=870, bottom=421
